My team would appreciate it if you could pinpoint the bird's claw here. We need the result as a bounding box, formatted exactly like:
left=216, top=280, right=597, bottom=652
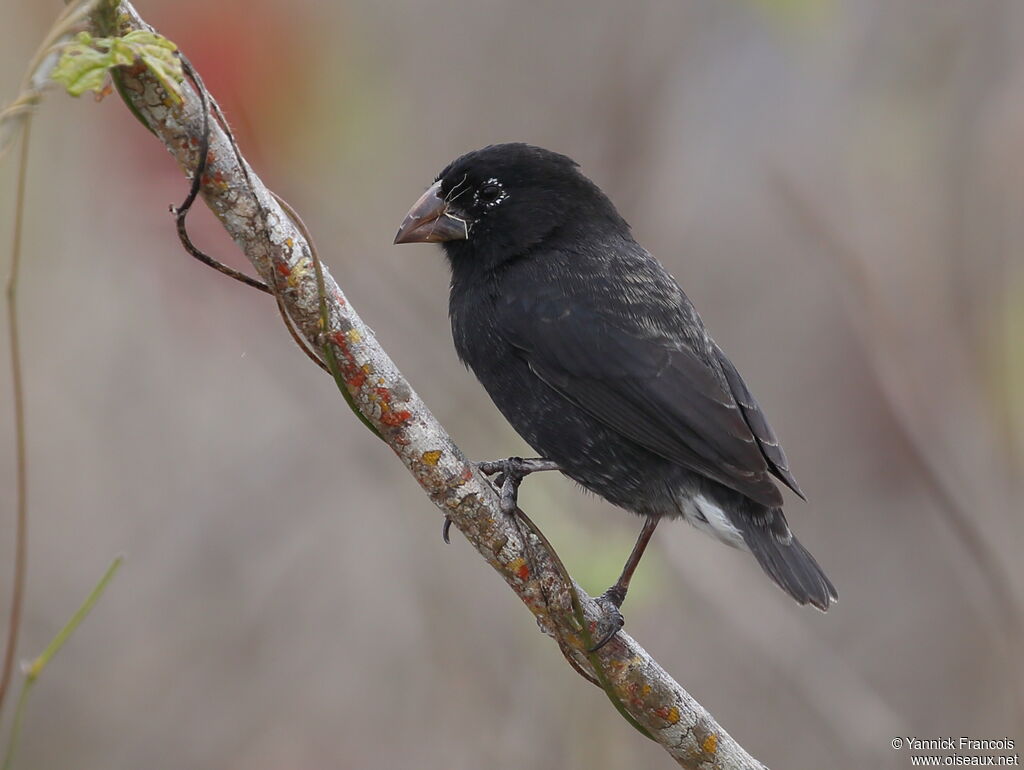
left=480, top=457, right=525, bottom=515
left=589, top=588, right=627, bottom=652
left=498, top=474, right=521, bottom=515
left=476, top=457, right=559, bottom=516
left=444, top=458, right=558, bottom=543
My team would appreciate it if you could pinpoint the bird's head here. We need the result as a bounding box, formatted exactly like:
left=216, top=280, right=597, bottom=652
left=394, top=143, right=626, bottom=271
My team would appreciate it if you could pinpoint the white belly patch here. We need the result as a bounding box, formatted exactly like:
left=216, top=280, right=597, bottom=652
left=679, top=494, right=748, bottom=550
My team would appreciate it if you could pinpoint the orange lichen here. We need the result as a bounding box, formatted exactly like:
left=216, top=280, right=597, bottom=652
left=201, top=167, right=228, bottom=191
left=654, top=705, right=680, bottom=725
left=508, top=557, right=529, bottom=582
left=702, top=734, right=718, bottom=755
left=373, top=386, right=412, bottom=426
left=328, top=331, right=367, bottom=388
left=322, top=333, right=410, bottom=426
left=380, top=409, right=412, bottom=426
left=421, top=450, right=442, bottom=466
left=604, top=658, right=628, bottom=676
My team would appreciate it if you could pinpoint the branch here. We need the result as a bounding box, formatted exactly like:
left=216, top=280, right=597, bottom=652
left=90, top=3, right=766, bottom=766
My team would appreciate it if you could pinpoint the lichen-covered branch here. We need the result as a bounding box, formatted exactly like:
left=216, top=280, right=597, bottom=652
left=90, top=3, right=767, bottom=767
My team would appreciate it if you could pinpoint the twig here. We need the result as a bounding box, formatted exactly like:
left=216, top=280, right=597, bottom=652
left=92, top=3, right=768, bottom=767
left=0, top=119, right=32, bottom=720
left=1, top=556, right=122, bottom=770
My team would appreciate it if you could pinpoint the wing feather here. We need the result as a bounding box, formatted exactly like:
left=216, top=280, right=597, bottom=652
left=715, top=344, right=805, bottom=499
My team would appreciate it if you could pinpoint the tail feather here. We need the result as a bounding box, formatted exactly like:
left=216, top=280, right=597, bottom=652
left=741, top=511, right=837, bottom=611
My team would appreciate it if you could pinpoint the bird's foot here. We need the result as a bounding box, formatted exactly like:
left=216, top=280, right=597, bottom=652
left=476, top=457, right=560, bottom=516
left=589, top=585, right=627, bottom=652
left=441, top=457, right=560, bottom=543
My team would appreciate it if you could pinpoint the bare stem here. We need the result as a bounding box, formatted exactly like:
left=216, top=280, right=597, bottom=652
left=0, top=120, right=32, bottom=720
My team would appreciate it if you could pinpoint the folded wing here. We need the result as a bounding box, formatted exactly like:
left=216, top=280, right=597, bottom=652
left=498, top=287, right=801, bottom=507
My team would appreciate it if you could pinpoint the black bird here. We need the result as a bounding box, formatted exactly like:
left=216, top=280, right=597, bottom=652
left=395, top=143, right=836, bottom=647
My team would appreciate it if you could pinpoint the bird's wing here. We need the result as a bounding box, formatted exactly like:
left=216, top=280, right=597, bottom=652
left=713, top=344, right=805, bottom=499
left=497, top=285, right=795, bottom=508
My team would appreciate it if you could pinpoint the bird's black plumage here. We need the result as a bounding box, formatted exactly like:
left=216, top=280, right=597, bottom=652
left=396, top=143, right=836, bottom=613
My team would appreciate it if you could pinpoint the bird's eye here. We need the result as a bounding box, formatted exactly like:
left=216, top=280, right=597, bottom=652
left=479, top=184, right=501, bottom=203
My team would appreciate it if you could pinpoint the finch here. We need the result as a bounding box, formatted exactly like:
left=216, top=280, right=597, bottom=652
left=395, top=143, right=836, bottom=645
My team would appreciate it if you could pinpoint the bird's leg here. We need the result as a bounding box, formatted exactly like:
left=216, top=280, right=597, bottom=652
left=441, top=457, right=561, bottom=542
left=590, top=516, right=660, bottom=652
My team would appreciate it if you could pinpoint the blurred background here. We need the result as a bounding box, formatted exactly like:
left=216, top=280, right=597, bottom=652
left=1, top=0, right=1023, bottom=767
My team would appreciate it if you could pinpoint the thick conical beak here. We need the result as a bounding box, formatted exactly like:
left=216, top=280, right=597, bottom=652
left=394, top=181, right=470, bottom=244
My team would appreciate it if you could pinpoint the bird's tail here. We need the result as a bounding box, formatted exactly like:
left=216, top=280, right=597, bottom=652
left=740, top=508, right=838, bottom=611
